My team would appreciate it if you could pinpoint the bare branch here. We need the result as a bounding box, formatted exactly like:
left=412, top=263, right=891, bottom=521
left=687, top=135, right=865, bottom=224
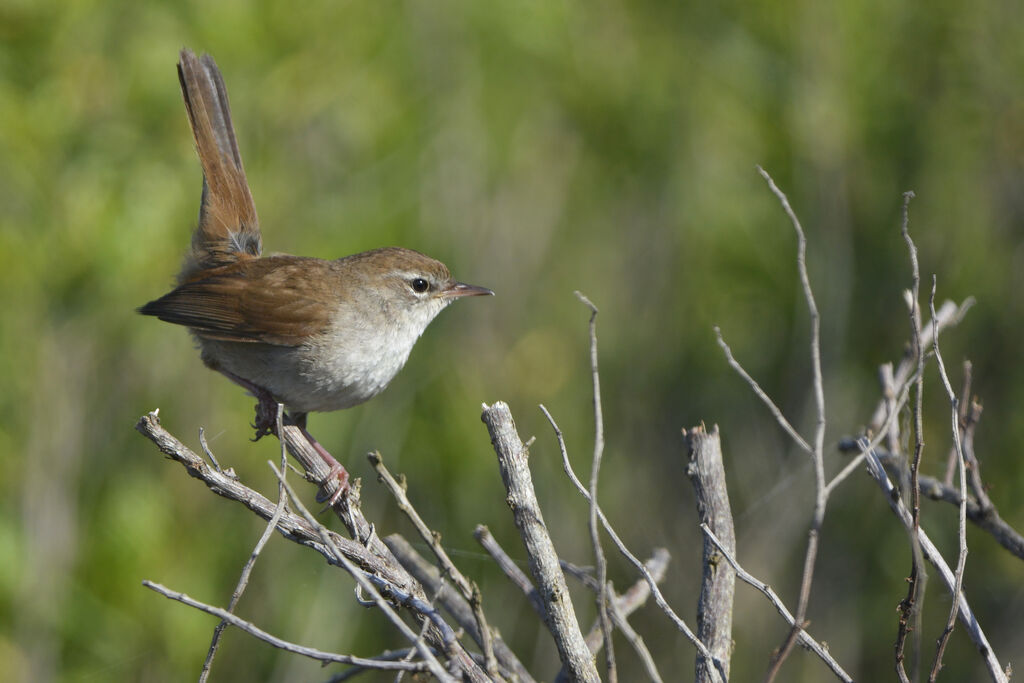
left=831, top=296, right=973, bottom=499
left=927, top=278, right=969, bottom=681
left=143, top=581, right=432, bottom=674
left=369, top=451, right=498, bottom=677
left=700, top=525, right=853, bottom=682
left=476, top=523, right=670, bottom=680
left=475, top=525, right=546, bottom=616
left=755, top=166, right=828, bottom=683
left=269, top=463, right=457, bottom=682
left=272, top=419, right=490, bottom=680
left=866, top=297, right=975, bottom=434
left=481, top=401, right=600, bottom=682
left=574, top=291, right=616, bottom=683
left=943, top=360, right=973, bottom=487
left=136, top=412, right=488, bottom=681
left=684, top=425, right=735, bottom=682
left=538, top=405, right=724, bottom=683
left=862, top=444, right=1009, bottom=682
left=136, top=412, right=412, bottom=588
left=896, top=190, right=926, bottom=682
left=713, top=327, right=812, bottom=455
left=199, top=404, right=290, bottom=682
left=836, top=441, right=1024, bottom=559
left=385, top=534, right=535, bottom=683
left=590, top=550, right=670, bottom=682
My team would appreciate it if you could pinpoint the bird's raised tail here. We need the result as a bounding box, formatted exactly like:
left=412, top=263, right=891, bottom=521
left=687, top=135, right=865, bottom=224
left=177, top=48, right=262, bottom=282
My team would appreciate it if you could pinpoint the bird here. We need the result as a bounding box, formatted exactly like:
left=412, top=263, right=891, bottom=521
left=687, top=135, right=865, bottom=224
left=140, top=49, right=492, bottom=499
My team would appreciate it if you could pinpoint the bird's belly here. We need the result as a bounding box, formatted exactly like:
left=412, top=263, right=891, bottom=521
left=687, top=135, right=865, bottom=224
left=296, top=335, right=413, bottom=412
left=197, top=336, right=411, bottom=414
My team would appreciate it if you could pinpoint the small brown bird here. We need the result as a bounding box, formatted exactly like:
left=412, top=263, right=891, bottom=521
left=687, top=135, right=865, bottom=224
left=141, top=50, right=492, bottom=497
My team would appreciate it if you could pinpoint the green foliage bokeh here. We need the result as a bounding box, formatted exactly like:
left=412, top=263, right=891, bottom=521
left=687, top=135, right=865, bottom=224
left=1, top=0, right=1022, bottom=680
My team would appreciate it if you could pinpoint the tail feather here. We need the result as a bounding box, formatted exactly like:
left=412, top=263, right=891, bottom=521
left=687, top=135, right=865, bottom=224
left=177, top=49, right=261, bottom=281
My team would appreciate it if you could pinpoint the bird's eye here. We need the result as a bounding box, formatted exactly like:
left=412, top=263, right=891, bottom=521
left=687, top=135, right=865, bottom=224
left=410, top=278, right=430, bottom=293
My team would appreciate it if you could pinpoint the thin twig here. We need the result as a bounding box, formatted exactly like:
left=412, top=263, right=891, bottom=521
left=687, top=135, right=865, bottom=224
left=606, top=593, right=664, bottom=683
left=199, top=404, right=290, bottom=682
left=474, top=525, right=546, bottom=616
left=575, top=291, right=617, bottom=683
left=830, top=297, right=973, bottom=499
left=269, top=463, right=456, bottom=683
left=197, top=426, right=223, bottom=472
left=538, top=404, right=724, bottom=683
left=135, top=412, right=488, bottom=682
left=700, top=525, right=853, bottom=682
left=896, top=190, right=925, bottom=683
left=866, top=297, right=975, bottom=433
left=136, top=412, right=414, bottom=589
left=587, top=550, right=670, bottom=683
left=385, top=534, right=534, bottom=683
left=480, top=528, right=670, bottom=682
left=271, top=423, right=489, bottom=681
left=825, top=361, right=917, bottom=498
left=142, top=581, right=431, bottom=673
left=369, top=451, right=498, bottom=677
left=836, top=440, right=1024, bottom=559
left=713, top=328, right=812, bottom=455
left=861, top=444, right=1008, bottom=682
left=927, top=278, right=969, bottom=681
left=755, top=167, right=828, bottom=683
left=943, top=361, right=973, bottom=487
left=322, top=648, right=426, bottom=682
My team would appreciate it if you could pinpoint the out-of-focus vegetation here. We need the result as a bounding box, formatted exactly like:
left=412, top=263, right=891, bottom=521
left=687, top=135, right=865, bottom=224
left=1, top=0, right=1022, bottom=680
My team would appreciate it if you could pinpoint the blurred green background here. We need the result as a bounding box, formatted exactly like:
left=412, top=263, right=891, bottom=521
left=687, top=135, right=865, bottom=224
left=1, top=0, right=1022, bottom=680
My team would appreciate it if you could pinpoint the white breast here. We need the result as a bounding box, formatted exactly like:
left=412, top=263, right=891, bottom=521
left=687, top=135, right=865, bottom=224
left=295, top=295, right=450, bottom=412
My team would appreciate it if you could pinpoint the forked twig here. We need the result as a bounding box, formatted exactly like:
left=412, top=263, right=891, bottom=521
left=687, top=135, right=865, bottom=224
left=539, top=405, right=725, bottom=683
left=700, top=525, right=852, bottom=682
left=751, top=167, right=828, bottom=682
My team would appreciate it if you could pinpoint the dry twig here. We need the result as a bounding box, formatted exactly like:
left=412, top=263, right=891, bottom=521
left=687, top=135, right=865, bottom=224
left=684, top=425, right=735, bottom=682
left=748, top=167, right=828, bottom=683
left=574, top=291, right=617, bottom=683
left=861, top=443, right=1008, bottom=682
left=481, top=401, right=600, bottom=682
left=135, top=412, right=489, bottom=681
left=927, top=279, right=969, bottom=681
left=268, top=463, right=457, bottom=682
left=384, top=534, right=534, bottom=682
left=369, top=451, right=498, bottom=677
left=538, top=405, right=724, bottom=683
left=143, top=581, right=432, bottom=675
left=895, top=190, right=926, bottom=682
left=700, top=526, right=852, bottom=682
left=199, top=404, right=290, bottom=682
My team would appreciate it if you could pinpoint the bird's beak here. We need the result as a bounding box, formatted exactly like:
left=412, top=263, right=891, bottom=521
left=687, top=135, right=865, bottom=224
left=444, top=282, right=495, bottom=299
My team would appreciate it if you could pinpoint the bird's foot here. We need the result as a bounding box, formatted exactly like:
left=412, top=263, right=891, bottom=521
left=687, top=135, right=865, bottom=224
left=297, top=424, right=350, bottom=505
left=251, top=395, right=280, bottom=441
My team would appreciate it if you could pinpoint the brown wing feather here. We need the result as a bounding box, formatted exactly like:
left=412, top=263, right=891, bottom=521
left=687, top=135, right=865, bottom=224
left=140, top=257, right=335, bottom=346
left=177, top=49, right=262, bottom=280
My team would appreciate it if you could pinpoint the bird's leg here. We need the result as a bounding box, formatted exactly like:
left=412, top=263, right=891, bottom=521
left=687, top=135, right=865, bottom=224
left=214, top=369, right=349, bottom=503
left=291, top=412, right=350, bottom=505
